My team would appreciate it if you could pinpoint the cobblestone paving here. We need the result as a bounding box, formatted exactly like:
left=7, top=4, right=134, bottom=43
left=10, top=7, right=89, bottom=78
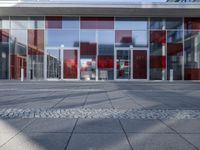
left=0, top=108, right=200, bottom=119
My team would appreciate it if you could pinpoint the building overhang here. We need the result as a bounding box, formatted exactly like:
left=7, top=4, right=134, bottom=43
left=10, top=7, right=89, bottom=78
left=0, top=1, right=200, bottom=17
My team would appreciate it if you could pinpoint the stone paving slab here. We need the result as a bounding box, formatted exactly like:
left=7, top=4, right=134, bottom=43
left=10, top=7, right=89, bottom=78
left=181, top=134, right=200, bottom=149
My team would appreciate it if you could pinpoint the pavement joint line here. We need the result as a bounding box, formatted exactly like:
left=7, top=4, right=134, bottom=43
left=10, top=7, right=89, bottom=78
left=159, top=119, right=200, bottom=150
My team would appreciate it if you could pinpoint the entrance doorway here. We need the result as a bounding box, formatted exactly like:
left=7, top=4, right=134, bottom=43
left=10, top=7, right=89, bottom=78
left=115, top=49, right=147, bottom=80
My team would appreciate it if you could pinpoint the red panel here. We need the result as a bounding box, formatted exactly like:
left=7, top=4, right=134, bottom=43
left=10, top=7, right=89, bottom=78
left=98, top=56, right=114, bottom=69
left=45, top=16, right=62, bottom=29
left=28, top=30, right=44, bottom=55
left=185, top=18, right=200, bottom=30
left=115, top=30, right=132, bottom=44
left=0, top=29, right=9, bottom=43
left=80, top=17, right=114, bottom=29
left=133, top=50, right=147, bottom=79
left=150, top=31, right=166, bottom=44
left=63, top=50, right=78, bottom=79
left=10, top=55, right=27, bottom=80
left=80, top=42, right=96, bottom=56
left=162, top=56, right=166, bottom=70
left=185, top=69, right=200, bottom=80
left=150, top=56, right=163, bottom=68
left=167, top=43, right=183, bottom=56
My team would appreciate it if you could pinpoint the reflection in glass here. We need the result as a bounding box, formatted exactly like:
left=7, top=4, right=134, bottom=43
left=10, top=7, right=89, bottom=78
left=63, top=50, right=78, bottom=79
left=166, top=18, right=183, bottom=30
left=0, top=43, right=9, bottom=79
left=11, top=17, right=28, bottom=29
left=115, top=17, right=148, bottom=30
left=62, top=17, right=79, bottom=29
left=116, top=50, right=131, bottom=79
left=115, top=30, right=132, bottom=47
left=46, top=30, right=79, bottom=47
left=167, top=31, right=183, bottom=80
left=150, top=18, right=165, bottom=30
left=132, top=31, right=148, bottom=47
left=185, top=18, right=200, bottom=30
left=184, top=31, right=200, bottom=80
left=47, top=49, right=61, bottom=79
left=0, top=17, right=10, bottom=29
left=45, top=16, right=62, bottom=29
left=29, top=16, right=45, bottom=29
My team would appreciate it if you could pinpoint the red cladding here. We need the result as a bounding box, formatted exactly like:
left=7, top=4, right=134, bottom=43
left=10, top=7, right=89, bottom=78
left=0, top=30, right=9, bottom=43
left=81, top=17, right=114, bottom=29
left=167, top=43, right=183, bottom=56
left=63, top=50, right=78, bottom=79
left=185, top=69, right=200, bottom=80
left=115, top=30, right=132, bottom=44
left=185, top=18, right=200, bottom=30
left=80, top=42, right=96, bottom=56
left=133, top=51, right=147, bottom=79
left=45, top=16, right=62, bottom=29
left=98, top=56, right=114, bottom=69
left=28, top=30, right=44, bottom=55
left=150, top=31, right=166, bottom=44
left=150, top=56, right=166, bottom=69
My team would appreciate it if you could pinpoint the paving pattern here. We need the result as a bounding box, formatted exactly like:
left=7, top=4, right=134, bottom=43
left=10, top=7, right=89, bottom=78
left=0, top=81, right=200, bottom=150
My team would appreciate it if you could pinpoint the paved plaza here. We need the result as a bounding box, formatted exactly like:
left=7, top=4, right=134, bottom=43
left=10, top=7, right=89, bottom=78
left=0, top=81, right=200, bottom=150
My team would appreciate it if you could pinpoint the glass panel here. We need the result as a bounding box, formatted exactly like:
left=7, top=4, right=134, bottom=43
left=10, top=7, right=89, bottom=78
left=166, top=18, right=183, bottom=30
left=10, top=30, right=27, bottom=80
left=185, top=18, right=200, bottom=30
left=150, top=31, right=166, bottom=80
left=184, top=31, right=200, bottom=80
left=0, top=17, right=10, bottom=29
left=81, top=17, right=114, bottom=29
left=150, top=18, right=165, bottom=30
left=62, top=17, right=79, bottom=29
left=29, top=16, right=45, bottom=29
left=167, top=31, right=183, bottom=80
left=115, top=30, right=132, bottom=47
left=80, top=56, right=96, bottom=80
left=80, top=30, right=96, bottom=55
left=11, top=17, right=28, bottom=29
left=28, top=29, right=44, bottom=80
left=116, top=50, right=131, bottom=79
left=0, top=43, right=9, bottom=79
left=133, top=50, right=147, bottom=79
left=132, top=31, right=148, bottom=47
left=115, top=17, right=148, bottom=30
left=63, top=50, right=78, bottom=79
left=45, top=16, right=62, bottom=29
left=0, top=29, right=9, bottom=43
left=46, top=30, right=79, bottom=47
left=47, top=49, right=61, bottom=79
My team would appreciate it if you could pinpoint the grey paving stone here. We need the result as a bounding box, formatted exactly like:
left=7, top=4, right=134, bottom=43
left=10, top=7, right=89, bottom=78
left=74, top=119, right=123, bottom=133
left=127, top=133, right=196, bottom=150
left=181, top=134, right=200, bottom=149
left=23, top=118, right=77, bottom=133
left=163, top=119, right=200, bottom=133
left=67, top=133, right=132, bottom=150
left=120, top=119, right=174, bottom=133
left=0, top=132, right=70, bottom=150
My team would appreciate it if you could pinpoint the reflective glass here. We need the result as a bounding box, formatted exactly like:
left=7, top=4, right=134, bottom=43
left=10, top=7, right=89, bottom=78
left=46, top=16, right=62, bottom=29
left=115, top=17, right=148, bottom=30
left=132, top=31, right=148, bottom=47
left=0, top=17, right=10, bottom=29
left=11, top=17, right=28, bottom=29
left=47, top=30, right=79, bottom=47
left=150, top=18, right=165, bottom=30
left=184, top=31, right=200, bottom=80
left=185, top=18, right=200, bottom=30
left=0, top=29, right=9, bottom=43
left=166, top=18, right=183, bottom=30
left=115, top=30, right=132, bottom=47
left=0, top=43, right=9, bottom=79
left=62, top=17, right=79, bottom=29
left=29, top=16, right=45, bottom=29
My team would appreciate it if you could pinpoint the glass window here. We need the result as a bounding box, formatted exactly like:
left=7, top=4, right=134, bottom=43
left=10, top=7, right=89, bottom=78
left=81, top=17, right=114, bottom=29
left=0, top=17, right=10, bottom=29
left=185, top=18, right=200, bottom=30
left=150, top=18, right=165, bottom=30
left=62, top=17, right=79, bottom=29
left=46, top=30, right=79, bottom=47
left=11, top=17, right=28, bottom=29
left=0, top=43, right=9, bottom=79
left=132, top=31, right=148, bottom=47
left=115, top=17, right=148, bottom=30
left=0, top=29, right=9, bottom=43
left=29, top=16, right=45, bottom=29
left=46, top=16, right=62, bottom=29
left=166, top=18, right=183, bottom=30
left=167, top=31, right=183, bottom=43
left=115, top=30, right=132, bottom=47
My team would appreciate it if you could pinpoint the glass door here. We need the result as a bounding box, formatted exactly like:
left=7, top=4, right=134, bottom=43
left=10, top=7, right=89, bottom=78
left=116, top=50, right=131, bottom=79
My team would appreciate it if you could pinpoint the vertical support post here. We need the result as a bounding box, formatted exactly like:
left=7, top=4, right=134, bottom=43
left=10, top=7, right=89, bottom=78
left=21, top=68, right=24, bottom=82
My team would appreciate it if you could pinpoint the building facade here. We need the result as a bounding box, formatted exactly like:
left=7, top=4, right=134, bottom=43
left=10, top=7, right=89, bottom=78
left=0, top=1, right=200, bottom=81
